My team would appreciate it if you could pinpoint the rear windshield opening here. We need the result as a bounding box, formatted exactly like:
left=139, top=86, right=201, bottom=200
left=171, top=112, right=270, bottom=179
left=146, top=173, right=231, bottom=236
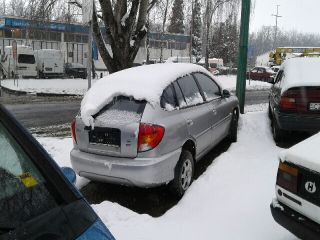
left=18, top=54, right=35, bottom=64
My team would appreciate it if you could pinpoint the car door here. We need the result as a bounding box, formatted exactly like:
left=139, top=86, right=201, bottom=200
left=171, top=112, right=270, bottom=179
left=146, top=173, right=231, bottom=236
left=270, top=70, right=284, bottom=113
left=193, top=73, right=231, bottom=146
left=250, top=67, right=259, bottom=80
left=173, top=75, right=215, bottom=157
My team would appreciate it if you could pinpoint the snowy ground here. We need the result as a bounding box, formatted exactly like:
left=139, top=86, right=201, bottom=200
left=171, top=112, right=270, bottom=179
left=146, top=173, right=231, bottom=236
left=1, top=75, right=271, bottom=95
left=36, top=104, right=297, bottom=240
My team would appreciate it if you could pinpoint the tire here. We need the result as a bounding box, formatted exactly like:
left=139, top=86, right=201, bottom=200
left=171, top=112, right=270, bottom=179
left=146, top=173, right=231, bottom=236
left=229, top=109, right=239, bottom=142
left=272, top=117, right=285, bottom=143
left=171, top=150, right=194, bottom=197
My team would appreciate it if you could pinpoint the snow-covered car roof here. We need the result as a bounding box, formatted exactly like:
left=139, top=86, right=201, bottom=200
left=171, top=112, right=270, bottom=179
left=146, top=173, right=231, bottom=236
left=280, top=57, right=320, bottom=94
left=280, top=133, right=320, bottom=173
left=81, top=63, right=215, bottom=126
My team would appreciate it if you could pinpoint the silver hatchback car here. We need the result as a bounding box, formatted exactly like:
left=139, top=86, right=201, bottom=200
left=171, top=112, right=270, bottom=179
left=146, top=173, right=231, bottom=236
left=71, top=64, right=239, bottom=196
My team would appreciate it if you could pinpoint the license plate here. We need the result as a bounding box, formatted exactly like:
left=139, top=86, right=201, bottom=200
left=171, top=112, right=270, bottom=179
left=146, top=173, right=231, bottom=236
left=89, top=128, right=120, bottom=147
left=309, top=102, right=320, bottom=111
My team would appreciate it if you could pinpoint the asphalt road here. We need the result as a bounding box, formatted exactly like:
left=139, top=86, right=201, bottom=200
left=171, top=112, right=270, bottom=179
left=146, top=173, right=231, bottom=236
left=1, top=90, right=270, bottom=136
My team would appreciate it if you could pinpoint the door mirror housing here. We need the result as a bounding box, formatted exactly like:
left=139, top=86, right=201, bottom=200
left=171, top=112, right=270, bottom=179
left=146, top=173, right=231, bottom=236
left=222, top=89, right=231, bottom=98
left=61, top=167, right=76, bottom=184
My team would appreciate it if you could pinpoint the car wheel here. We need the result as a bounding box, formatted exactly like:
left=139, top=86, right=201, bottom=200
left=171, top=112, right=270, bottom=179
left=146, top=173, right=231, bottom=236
left=272, top=117, right=285, bottom=143
left=171, top=150, right=194, bottom=197
left=229, top=109, right=239, bottom=142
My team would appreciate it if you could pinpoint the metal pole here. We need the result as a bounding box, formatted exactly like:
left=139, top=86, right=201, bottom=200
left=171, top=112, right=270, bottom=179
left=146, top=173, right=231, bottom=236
left=272, top=5, right=282, bottom=49
left=189, top=0, right=194, bottom=63
left=236, top=0, right=251, bottom=114
left=87, top=20, right=93, bottom=89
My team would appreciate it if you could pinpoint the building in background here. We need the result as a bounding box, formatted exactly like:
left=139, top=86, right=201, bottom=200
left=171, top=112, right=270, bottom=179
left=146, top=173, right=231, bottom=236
left=0, top=16, right=190, bottom=70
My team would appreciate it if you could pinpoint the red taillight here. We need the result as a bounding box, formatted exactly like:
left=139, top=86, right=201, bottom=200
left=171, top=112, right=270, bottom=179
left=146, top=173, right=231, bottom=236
left=137, top=123, right=165, bottom=152
left=71, top=119, right=77, bottom=144
left=276, top=162, right=298, bottom=193
left=280, top=96, right=296, bottom=109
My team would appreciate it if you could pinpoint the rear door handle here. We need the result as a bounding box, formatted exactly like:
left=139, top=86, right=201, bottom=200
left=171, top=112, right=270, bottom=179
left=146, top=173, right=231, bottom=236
left=187, top=119, right=194, bottom=126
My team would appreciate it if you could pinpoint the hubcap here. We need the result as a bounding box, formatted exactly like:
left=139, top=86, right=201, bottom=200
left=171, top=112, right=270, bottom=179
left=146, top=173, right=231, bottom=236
left=180, top=159, right=193, bottom=191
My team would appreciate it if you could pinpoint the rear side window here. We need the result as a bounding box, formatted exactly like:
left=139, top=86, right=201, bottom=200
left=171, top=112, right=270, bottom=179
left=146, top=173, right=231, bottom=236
left=194, top=73, right=221, bottom=101
left=173, top=81, right=187, bottom=108
left=18, top=54, right=35, bottom=64
left=160, top=85, right=176, bottom=110
left=0, top=122, right=57, bottom=229
left=177, top=75, right=204, bottom=106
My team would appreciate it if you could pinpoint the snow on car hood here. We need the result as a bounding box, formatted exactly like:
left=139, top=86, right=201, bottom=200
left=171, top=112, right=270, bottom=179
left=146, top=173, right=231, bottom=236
left=280, top=58, right=320, bottom=94
left=81, top=63, right=214, bottom=126
left=279, top=133, right=320, bottom=173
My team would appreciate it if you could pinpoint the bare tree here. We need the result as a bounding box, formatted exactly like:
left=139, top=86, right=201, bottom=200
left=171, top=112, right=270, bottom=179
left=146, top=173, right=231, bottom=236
left=89, top=0, right=158, bottom=73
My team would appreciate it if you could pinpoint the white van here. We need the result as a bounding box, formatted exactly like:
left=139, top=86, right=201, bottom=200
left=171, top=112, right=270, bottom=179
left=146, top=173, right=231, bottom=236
left=35, top=49, right=64, bottom=78
left=0, top=45, right=37, bottom=78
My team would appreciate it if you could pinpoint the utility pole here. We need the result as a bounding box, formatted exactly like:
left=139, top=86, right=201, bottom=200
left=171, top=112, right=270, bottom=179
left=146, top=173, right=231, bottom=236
left=236, top=0, right=251, bottom=114
left=189, top=0, right=194, bottom=63
left=272, top=5, right=282, bottom=49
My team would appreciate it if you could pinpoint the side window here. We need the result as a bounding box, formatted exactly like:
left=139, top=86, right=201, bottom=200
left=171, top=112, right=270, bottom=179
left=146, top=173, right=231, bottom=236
left=173, top=81, right=187, bottom=108
left=177, top=75, right=204, bottom=106
left=0, top=122, right=58, bottom=228
left=275, top=70, right=284, bottom=84
left=160, top=85, right=176, bottom=110
left=194, top=73, right=221, bottom=101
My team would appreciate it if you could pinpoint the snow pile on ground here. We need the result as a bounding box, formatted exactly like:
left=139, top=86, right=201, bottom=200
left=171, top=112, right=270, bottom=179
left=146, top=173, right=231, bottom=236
left=80, top=63, right=212, bottom=126
left=38, top=106, right=297, bottom=240
left=1, top=78, right=95, bottom=95
left=215, top=75, right=272, bottom=91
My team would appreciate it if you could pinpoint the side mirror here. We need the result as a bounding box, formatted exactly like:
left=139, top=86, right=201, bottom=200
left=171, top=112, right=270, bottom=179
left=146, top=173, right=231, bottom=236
left=222, top=89, right=231, bottom=98
left=61, top=167, right=76, bottom=184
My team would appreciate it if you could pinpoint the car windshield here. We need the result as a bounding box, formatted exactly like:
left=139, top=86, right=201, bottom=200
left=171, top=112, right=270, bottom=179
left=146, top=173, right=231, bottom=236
left=0, top=122, right=57, bottom=232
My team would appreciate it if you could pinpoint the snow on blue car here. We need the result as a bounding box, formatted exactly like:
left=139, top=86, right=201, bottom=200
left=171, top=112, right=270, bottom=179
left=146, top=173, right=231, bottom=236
left=0, top=104, right=115, bottom=240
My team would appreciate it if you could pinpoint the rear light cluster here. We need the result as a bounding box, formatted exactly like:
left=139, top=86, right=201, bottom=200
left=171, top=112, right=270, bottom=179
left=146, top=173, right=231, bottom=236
left=280, top=90, right=299, bottom=110
left=71, top=119, right=77, bottom=144
left=280, top=87, right=320, bottom=112
left=137, top=123, right=165, bottom=152
left=276, top=162, right=299, bottom=194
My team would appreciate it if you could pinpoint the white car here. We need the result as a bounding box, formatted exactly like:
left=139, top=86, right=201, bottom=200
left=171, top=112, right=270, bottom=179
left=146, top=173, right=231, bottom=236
left=271, top=133, right=320, bottom=240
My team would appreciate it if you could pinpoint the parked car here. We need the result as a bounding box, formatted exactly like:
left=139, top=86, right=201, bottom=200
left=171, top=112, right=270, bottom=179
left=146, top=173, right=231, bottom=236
left=269, top=58, right=320, bottom=142
left=35, top=49, right=64, bottom=78
left=0, top=45, right=37, bottom=78
left=70, top=63, right=239, bottom=196
left=271, top=65, right=280, bottom=73
left=0, top=104, right=115, bottom=240
left=65, top=62, right=87, bottom=79
left=271, top=132, right=320, bottom=240
left=246, top=66, right=276, bottom=82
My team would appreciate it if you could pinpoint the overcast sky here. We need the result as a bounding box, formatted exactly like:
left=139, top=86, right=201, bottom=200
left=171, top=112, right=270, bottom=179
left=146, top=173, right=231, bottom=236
left=250, top=0, right=320, bottom=34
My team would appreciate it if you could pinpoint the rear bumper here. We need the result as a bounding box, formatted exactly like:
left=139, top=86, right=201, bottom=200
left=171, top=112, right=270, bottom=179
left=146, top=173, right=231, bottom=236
left=275, top=111, right=320, bottom=132
left=270, top=200, right=320, bottom=240
left=70, top=148, right=181, bottom=187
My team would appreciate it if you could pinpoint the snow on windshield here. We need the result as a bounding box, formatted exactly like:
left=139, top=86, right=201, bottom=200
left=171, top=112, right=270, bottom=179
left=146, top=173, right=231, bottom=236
left=81, top=63, right=214, bottom=126
left=280, top=57, right=320, bottom=93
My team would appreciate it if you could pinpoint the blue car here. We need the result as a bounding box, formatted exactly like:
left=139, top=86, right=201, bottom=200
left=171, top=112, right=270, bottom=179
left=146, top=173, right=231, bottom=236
left=0, top=104, right=115, bottom=240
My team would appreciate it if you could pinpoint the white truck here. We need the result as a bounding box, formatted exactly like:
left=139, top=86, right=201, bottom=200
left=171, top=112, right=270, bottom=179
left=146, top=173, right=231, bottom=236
left=0, top=45, right=37, bottom=78
left=35, top=49, right=64, bottom=78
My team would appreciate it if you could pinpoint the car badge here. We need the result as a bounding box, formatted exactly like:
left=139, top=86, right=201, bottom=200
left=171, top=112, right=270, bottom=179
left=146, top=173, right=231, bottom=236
left=305, top=181, right=317, bottom=194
